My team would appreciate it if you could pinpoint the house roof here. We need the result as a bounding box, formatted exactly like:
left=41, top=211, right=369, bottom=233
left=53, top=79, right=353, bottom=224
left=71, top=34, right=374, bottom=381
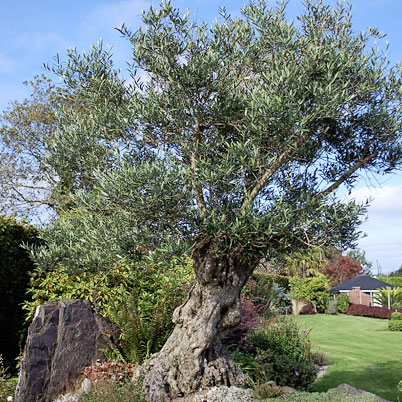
left=330, top=275, right=395, bottom=293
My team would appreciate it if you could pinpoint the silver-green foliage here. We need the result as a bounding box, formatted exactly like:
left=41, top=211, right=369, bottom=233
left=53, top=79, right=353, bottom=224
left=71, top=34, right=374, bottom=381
left=32, top=0, right=402, bottom=272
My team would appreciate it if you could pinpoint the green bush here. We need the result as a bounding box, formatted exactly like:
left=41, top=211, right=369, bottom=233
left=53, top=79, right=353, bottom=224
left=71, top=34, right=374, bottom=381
left=337, top=293, right=350, bottom=313
left=389, top=311, right=402, bottom=331
left=244, top=275, right=291, bottom=317
left=0, top=215, right=41, bottom=373
left=231, top=318, right=317, bottom=390
left=23, top=265, right=137, bottom=321
left=111, top=260, right=193, bottom=364
left=378, top=277, right=402, bottom=287
left=79, top=378, right=145, bottom=402
left=388, top=320, right=402, bottom=331
left=290, top=277, right=330, bottom=313
left=24, top=257, right=194, bottom=363
left=0, top=354, right=18, bottom=401
left=391, top=311, right=402, bottom=320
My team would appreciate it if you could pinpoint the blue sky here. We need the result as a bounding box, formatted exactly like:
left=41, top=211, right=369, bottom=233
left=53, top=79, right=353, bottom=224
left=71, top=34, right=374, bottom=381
left=0, top=0, right=401, bottom=274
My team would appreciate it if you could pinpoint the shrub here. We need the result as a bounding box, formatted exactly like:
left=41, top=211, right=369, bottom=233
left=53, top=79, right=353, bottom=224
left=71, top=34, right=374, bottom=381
left=111, top=285, right=187, bottom=364
left=24, top=257, right=194, bottom=364
left=290, top=277, right=330, bottom=313
left=231, top=318, right=317, bottom=390
left=224, top=294, right=264, bottom=346
left=82, top=359, right=134, bottom=383
left=0, top=354, right=17, bottom=401
left=0, top=215, right=41, bottom=373
left=388, top=311, right=402, bottom=331
left=79, top=377, right=145, bottom=402
left=310, top=352, right=328, bottom=367
left=346, top=304, right=402, bottom=319
left=373, top=287, right=402, bottom=309
left=323, top=255, right=362, bottom=286
left=253, top=273, right=290, bottom=291
left=388, top=320, right=402, bottom=331
left=23, top=265, right=136, bottom=321
left=300, top=300, right=316, bottom=315
left=243, top=276, right=291, bottom=318
left=337, top=293, right=350, bottom=313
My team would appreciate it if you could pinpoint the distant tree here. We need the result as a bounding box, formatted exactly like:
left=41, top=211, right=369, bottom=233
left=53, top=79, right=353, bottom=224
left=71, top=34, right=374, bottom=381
left=0, top=69, right=125, bottom=220
left=285, top=248, right=326, bottom=278
left=30, top=1, right=402, bottom=399
left=347, top=249, right=372, bottom=275
left=0, top=75, right=68, bottom=219
left=324, top=255, right=362, bottom=286
left=389, top=266, right=402, bottom=277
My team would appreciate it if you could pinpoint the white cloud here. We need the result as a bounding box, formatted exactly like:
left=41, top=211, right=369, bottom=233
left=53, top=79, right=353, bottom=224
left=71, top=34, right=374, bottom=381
left=347, top=184, right=402, bottom=216
left=346, top=184, right=402, bottom=274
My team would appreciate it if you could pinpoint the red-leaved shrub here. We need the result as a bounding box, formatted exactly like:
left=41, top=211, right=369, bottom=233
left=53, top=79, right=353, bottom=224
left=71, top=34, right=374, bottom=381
left=224, top=294, right=264, bottom=346
left=346, top=304, right=402, bottom=319
left=324, top=255, right=362, bottom=286
left=82, top=359, right=134, bottom=383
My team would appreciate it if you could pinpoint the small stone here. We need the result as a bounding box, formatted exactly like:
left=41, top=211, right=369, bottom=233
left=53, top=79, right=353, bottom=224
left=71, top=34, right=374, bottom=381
left=280, top=386, right=297, bottom=393
left=80, top=378, right=93, bottom=394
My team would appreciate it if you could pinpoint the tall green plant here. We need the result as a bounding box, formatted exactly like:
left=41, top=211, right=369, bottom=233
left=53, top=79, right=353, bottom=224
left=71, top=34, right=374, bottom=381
left=373, top=287, right=402, bottom=309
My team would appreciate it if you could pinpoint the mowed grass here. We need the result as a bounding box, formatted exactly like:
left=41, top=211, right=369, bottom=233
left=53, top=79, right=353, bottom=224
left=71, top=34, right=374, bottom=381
left=293, top=314, right=402, bottom=402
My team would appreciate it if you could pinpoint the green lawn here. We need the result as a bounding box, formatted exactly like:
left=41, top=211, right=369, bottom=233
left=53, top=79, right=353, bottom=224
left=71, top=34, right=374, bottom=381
left=293, top=314, right=402, bottom=402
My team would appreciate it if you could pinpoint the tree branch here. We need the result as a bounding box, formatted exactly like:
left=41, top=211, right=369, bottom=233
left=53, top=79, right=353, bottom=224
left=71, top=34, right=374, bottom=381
left=241, top=130, right=312, bottom=212
left=191, top=119, right=207, bottom=217
left=318, top=151, right=378, bottom=197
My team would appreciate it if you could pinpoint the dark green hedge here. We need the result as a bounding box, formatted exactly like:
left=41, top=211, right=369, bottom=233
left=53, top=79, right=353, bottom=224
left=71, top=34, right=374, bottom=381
left=0, top=216, right=41, bottom=373
left=378, top=277, right=402, bottom=287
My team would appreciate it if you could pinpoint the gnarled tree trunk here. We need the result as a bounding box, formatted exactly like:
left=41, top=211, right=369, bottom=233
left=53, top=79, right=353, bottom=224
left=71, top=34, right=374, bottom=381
left=133, top=240, right=253, bottom=401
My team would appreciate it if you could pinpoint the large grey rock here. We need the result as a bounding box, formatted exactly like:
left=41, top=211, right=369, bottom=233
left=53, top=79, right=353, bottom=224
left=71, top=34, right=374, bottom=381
left=328, top=383, right=391, bottom=402
left=15, top=299, right=120, bottom=402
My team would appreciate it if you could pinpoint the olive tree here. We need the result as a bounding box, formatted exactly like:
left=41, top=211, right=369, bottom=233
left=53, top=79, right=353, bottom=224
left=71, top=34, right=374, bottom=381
left=34, top=1, right=402, bottom=400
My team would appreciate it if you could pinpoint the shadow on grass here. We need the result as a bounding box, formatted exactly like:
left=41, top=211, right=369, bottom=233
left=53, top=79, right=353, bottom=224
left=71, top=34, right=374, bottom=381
left=313, top=361, right=401, bottom=402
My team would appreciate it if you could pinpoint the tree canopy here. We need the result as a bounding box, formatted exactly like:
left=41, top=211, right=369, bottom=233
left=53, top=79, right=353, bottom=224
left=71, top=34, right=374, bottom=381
left=32, top=0, right=402, bottom=274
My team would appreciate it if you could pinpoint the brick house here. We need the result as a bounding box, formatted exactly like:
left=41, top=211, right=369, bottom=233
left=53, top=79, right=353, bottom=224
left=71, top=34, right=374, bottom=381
left=329, top=275, right=395, bottom=306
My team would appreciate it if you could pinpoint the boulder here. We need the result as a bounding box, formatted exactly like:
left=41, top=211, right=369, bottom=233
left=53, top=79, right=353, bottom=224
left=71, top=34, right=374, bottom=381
left=14, top=299, right=120, bottom=402
left=328, top=383, right=391, bottom=402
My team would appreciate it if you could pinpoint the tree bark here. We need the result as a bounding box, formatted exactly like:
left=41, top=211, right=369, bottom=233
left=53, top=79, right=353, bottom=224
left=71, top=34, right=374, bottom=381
left=133, top=240, right=252, bottom=401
